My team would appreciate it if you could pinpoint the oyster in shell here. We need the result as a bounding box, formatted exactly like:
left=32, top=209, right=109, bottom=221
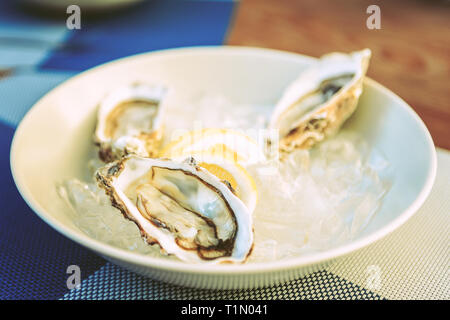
left=94, top=83, right=167, bottom=162
left=95, top=155, right=254, bottom=263
left=269, top=49, right=371, bottom=153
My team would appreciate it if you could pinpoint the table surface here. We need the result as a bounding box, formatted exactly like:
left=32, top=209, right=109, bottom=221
left=227, top=0, right=450, bottom=150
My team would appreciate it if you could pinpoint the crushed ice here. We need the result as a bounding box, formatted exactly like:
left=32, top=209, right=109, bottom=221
left=58, top=94, right=391, bottom=263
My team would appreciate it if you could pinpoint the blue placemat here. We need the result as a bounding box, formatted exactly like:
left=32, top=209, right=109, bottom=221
left=41, top=0, right=236, bottom=71
left=0, top=120, right=106, bottom=300
left=0, top=0, right=236, bottom=300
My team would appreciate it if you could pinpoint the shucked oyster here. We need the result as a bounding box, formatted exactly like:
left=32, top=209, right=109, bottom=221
left=95, top=155, right=254, bottom=263
left=269, top=49, right=371, bottom=153
left=94, top=83, right=167, bottom=162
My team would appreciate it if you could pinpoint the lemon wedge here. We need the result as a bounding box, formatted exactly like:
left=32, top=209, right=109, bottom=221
left=160, top=128, right=264, bottom=165
left=160, top=129, right=259, bottom=213
left=196, top=156, right=257, bottom=214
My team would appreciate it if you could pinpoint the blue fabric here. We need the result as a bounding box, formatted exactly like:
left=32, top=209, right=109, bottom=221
left=0, top=2, right=68, bottom=67
left=0, top=121, right=105, bottom=300
left=0, top=71, right=74, bottom=127
left=41, top=0, right=235, bottom=71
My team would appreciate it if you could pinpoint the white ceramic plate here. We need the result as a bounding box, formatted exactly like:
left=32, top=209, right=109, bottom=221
left=10, top=47, right=437, bottom=289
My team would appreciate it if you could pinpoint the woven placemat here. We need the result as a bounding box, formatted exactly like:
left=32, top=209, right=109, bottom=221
left=327, top=149, right=449, bottom=300
left=62, top=264, right=382, bottom=300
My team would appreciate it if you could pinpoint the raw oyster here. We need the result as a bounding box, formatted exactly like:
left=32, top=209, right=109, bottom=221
left=94, top=83, right=167, bottom=162
left=95, top=155, right=254, bottom=263
left=269, top=49, right=371, bottom=153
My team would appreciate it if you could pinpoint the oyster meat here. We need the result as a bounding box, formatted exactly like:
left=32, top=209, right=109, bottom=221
left=96, top=155, right=254, bottom=263
left=94, top=83, right=167, bottom=162
left=269, top=49, right=371, bottom=153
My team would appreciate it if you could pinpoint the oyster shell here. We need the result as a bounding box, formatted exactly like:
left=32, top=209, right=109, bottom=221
left=94, top=83, right=167, bottom=162
left=95, top=155, right=254, bottom=263
left=269, top=49, right=371, bottom=153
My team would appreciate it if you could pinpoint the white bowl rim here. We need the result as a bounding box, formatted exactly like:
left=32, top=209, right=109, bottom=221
left=10, top=46, right=437, bottom=275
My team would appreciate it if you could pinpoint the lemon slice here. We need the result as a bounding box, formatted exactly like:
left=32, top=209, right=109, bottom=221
left=199, top=162, right=238, bottom=190
left=161, top=129, right=260, bottom=213
left=197, top=155, right=258, bottom=214
left=160, top=128, right=264, bottom=165
left=169, top=152, right=258, bottom=214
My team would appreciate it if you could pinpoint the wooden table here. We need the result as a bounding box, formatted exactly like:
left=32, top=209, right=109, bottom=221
left=227, top=0, right=450, bottom=150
